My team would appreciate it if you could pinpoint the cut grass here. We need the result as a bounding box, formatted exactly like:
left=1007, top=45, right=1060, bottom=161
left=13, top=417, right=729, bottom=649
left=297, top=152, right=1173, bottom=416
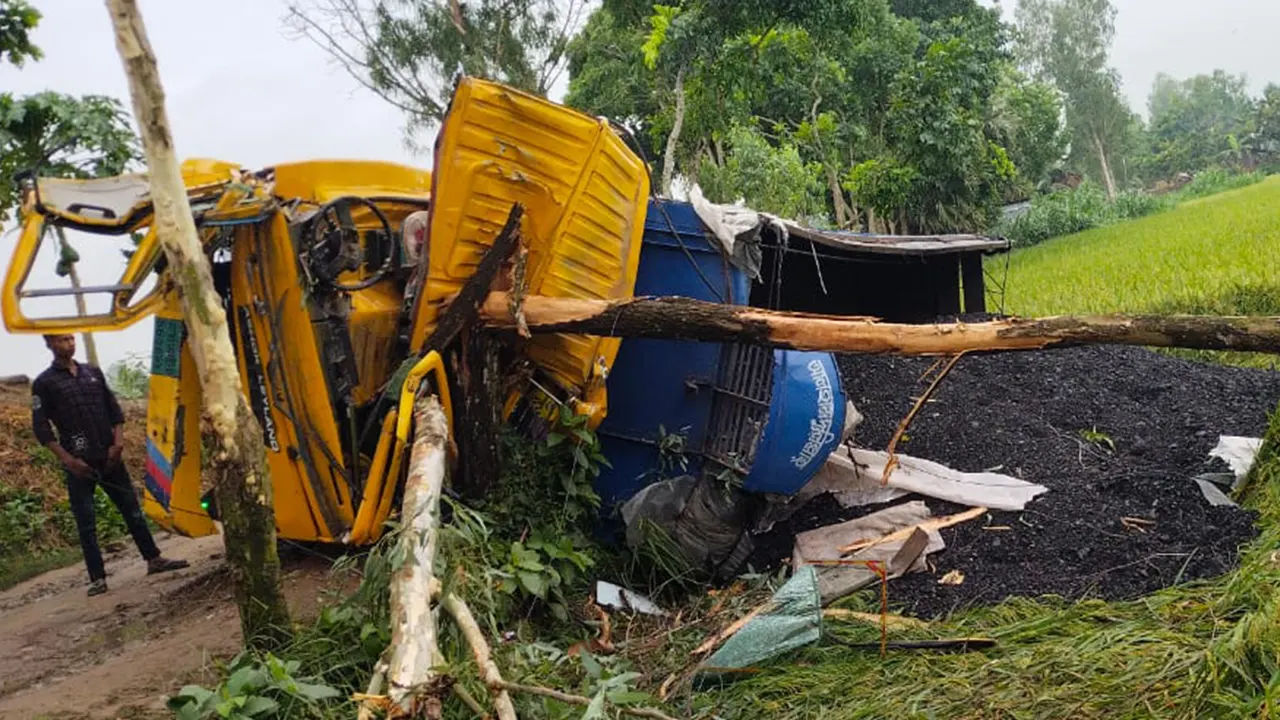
left=998, top=175, right=1280, bottom=369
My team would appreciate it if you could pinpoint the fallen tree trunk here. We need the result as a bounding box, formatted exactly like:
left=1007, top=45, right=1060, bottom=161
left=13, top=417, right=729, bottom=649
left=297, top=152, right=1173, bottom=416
left=106, top=0, right=291, bottom=649
left=385, top=395, right=450, bottom=718
left=478, top=293, right=1280, bottom=356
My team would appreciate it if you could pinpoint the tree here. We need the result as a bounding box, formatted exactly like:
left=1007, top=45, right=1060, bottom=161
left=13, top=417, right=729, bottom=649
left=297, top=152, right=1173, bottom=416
left=1015, top=0, right=1133, bottom=199
left=0, top=92, right=141, bottom=222
left=0, top=0, right=40, bottom=67
left=844, top=12, right=1017, bottom=233
left=105, top=0, right=293, bottom=650
left=285, top=0, right=590, bottom=147
left=1246, top=84, right=1280, bottom=169
left=568, top=0, right=1020, bottom=232
left=990, top=67, right=1067, bottom=194
left=698, top=124, right=825, bottom=220
left=1147, top=70, right=1255, bottom=177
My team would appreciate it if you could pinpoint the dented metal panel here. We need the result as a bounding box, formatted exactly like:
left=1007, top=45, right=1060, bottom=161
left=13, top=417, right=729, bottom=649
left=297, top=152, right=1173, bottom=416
left=408, top=77, right=650, bottom=426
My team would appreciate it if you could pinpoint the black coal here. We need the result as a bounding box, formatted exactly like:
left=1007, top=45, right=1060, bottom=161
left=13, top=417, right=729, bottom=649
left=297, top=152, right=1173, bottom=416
left=747, top=344, right=1279, bottom=618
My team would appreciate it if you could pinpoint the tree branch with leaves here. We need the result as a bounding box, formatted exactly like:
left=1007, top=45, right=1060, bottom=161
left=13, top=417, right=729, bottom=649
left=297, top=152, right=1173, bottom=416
left=285, top=0, right=589, bottom=148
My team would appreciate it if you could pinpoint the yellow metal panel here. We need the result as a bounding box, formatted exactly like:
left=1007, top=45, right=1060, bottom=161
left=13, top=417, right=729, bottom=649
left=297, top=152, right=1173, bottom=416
left=1, top=158, right=241, bottom=335
left=348, top=284, right=402, bottom=407
left=408, top=78, right=649, bottom=422
left=233, top=215, right=355, bottom=542
left=140, top=286, right=217, bottom=538
left=269, top=159, right=432, bottom=204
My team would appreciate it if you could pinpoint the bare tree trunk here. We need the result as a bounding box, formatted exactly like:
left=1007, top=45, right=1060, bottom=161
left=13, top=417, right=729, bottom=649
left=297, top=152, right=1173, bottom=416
left=53, top=227, right=100, bottom=367
left=1092, top=128, right=1118, bottom=200
left=478, top=293, right=1280, bottom=357
left=386, top=395, right=449, bottom=717
left=105, top=0, right=291, bottom=649
left=825, top=165, right=853, bottom=228
left=660, top=67, right=686, bottom=197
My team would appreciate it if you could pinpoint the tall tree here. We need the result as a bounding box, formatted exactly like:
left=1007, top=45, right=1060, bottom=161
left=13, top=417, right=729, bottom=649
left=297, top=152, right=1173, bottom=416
left=1015, top=0, right=1132, bottom=199
left=105, top=0, right=293, bottom=650
left=0, top=0, right=40, bottom=67
left=844, top=12, right=1017, bottom=233
left=1146, top=70, right=1255, bottom=177
left=285, top=0, right=590, bottom=147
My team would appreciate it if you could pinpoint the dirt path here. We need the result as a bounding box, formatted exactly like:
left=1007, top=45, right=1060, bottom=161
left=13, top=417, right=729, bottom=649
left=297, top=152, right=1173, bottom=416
left=0, top=533, right=347, bottom=720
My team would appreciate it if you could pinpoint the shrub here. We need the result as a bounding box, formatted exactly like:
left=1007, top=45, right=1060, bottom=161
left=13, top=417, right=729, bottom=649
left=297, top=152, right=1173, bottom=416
left=996, top=170, right=1267, bottom=247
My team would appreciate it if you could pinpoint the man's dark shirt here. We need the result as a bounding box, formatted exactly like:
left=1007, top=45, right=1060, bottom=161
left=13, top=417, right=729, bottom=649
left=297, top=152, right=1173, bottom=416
left=31, top=362, right=124, bottom=464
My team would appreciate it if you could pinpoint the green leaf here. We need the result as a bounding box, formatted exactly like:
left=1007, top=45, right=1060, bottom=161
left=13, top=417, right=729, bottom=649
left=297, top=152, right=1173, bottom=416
left=225, top=666, right=266, bottom=697
left=169, top=686, right=215, bottom=709
left=607, top=690, right=653, bottom=706
left=239, top=696, right=279, bottom=717
left=579, top=650, right=603, bottom=680
left=518, top=570, right=548, bottom=597
left=581, top=689, right=608, bottom=719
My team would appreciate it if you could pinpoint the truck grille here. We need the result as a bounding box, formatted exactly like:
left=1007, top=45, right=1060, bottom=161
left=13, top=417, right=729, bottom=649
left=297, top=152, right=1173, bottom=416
left=704, top=343, right=775, bottom=474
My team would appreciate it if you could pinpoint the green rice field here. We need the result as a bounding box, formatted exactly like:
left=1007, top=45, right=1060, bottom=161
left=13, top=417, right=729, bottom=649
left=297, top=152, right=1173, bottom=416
left=995, top=175, right=1280, bottom=368
left=1001, top=175, right=1280, bottom=319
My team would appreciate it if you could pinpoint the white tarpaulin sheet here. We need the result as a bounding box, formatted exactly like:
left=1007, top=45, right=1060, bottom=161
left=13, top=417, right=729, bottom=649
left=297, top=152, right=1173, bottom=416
left=1209, top=436, right=1262, bottom=490
left=845, top=448, right=1048, bottom=511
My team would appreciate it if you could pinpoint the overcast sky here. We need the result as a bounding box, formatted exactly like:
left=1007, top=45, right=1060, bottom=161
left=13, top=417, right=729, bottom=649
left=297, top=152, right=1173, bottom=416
left=1, top=0, right=1277, bottom=378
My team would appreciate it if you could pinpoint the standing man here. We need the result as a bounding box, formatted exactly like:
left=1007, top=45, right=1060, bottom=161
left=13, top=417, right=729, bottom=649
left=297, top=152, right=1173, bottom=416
left=31, top=333, right=188, bottom=596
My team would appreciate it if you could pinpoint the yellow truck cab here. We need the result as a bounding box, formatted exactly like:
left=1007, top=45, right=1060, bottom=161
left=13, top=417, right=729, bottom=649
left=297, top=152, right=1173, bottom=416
left=1, top=78, right=650, bottom=545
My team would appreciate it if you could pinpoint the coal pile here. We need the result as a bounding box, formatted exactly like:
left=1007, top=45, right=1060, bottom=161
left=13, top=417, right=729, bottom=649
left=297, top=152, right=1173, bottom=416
left=750, top=345, right=1280, bottom=618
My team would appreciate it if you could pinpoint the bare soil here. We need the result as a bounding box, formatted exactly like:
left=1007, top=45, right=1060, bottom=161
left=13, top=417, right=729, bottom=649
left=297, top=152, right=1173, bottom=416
left=0, top=533, right=348, bottom=720
left=751, top=345, right=1278, bottom=618
left=0, top=383, right=353, bottom=720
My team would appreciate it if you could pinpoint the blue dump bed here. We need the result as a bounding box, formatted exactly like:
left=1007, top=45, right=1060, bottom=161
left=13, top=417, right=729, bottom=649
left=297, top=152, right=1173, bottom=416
left=594, top=200, right=846, bottom=515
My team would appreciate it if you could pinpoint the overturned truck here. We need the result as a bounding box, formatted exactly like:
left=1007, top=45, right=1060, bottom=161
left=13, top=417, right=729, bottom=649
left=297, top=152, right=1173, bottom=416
left=0, top=78, right=856, bottom=574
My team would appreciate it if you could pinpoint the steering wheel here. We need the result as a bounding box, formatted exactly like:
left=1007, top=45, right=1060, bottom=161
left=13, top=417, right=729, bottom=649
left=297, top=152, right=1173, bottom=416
left=303, top=195, right=395, bottom=292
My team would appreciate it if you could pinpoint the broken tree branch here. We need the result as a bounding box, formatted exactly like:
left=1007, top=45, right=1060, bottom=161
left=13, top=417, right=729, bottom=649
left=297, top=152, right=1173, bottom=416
left=424, top=204, right=521, bottom=497
left=477, top=293, right=1280, bottom=356
left=838, top=507, right=988, bottom=554
left=422, top=204, right=523, bottom=355
left=441, top=592, right=518, bottom=720
left=386, top=395, right=450, bottom=716
left=883, top=352, right=966, bottom=484
left=356, top=663, right=387, bottom=720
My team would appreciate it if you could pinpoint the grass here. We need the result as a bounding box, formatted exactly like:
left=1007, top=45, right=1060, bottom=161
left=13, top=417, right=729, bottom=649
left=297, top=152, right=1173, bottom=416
left=0, top=546, right=82, bottom=590
left=998, top=175, right=1280, bottom=368
left=0, top=449, right=131, bottom=591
